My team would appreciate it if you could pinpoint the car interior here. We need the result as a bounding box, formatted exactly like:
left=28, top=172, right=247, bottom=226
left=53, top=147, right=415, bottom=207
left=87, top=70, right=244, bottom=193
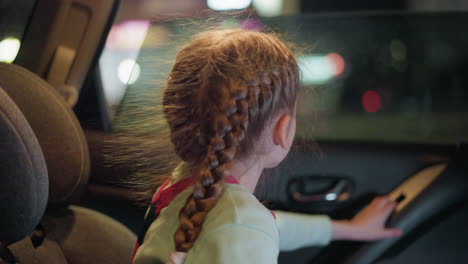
left=1, top=0, right=467, bottom=264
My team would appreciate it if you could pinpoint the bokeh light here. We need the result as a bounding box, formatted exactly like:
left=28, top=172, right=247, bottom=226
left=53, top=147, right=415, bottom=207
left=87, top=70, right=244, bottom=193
left=0, top=38, right=21, bottom=63
left=253, top=0, right=282, bottom=17
left=327, top=53, right=345, bottom=76
left=389, top=39, right=406, bottom=61
left=362, top=90, right=382, bottom=113
left=207, top=0, right=252, bottom=10
left=118, top=59, right=141, bottom=85
left=389, top=39, right=407, bottom=72
left=299, top=53, right=346, bottom=85
left=325, top=193, right=337, bottom=201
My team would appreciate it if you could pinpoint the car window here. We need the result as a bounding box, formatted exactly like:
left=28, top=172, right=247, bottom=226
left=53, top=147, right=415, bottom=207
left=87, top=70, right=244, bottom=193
left=0, top=0, right=36, bottom=63
left=100, top=13, right=468, bottom=144
left=98, top=19, right=151, bottom=121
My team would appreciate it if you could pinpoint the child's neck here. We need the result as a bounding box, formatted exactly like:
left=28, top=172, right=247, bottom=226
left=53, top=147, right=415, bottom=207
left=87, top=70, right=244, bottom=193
left=230, top=158, right=265, bottom=193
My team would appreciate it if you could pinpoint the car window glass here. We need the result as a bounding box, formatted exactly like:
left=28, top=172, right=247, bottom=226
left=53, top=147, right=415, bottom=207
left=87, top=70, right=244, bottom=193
left=100, top=13, right=468, bottom=144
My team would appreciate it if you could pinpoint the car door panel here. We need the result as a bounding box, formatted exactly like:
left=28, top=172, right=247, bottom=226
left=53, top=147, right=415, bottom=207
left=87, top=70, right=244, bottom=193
left=255, top=141, right=460, bottom=263
left=259, top=141, right=453, bottom=208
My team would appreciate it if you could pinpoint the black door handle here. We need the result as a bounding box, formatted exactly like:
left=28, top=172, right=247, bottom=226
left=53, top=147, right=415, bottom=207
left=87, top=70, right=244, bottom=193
left=289, top=177, right=354, bottom=203
left=291, top=179, right=352, bottom=202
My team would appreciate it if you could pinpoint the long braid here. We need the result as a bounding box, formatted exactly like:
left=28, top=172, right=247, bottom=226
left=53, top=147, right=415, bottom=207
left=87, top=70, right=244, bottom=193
left=161, top=29, right=300, bottom=260
left=173, top=81, right=268, bottom=252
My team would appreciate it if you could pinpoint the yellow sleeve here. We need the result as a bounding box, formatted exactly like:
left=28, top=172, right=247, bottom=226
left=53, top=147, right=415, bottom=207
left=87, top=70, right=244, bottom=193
left=274, top=210, right=332, bottom=252
left=185, top=224, right=279, bottom=264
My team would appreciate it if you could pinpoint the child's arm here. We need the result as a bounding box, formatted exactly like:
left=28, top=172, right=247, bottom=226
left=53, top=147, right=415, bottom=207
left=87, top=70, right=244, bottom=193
left=274, top=196, right=402, bottom=252
left=331, top=196, right=402, bottom=241
left=275, top=212, right=333, bottom=251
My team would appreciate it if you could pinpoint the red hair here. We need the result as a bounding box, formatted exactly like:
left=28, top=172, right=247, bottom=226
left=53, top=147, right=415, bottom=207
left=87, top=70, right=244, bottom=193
left=162, top=29, right=300, bottom=252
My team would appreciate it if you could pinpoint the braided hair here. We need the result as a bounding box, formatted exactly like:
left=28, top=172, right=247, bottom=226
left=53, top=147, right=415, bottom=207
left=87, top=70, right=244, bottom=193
left=162, top=29, right=300, bottom=254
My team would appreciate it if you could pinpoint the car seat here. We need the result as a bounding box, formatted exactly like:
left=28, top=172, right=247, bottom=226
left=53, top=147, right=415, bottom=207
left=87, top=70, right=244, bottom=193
left=0, top=87, right=48, bottom=263
left=0, top=62, right=136, bottom=264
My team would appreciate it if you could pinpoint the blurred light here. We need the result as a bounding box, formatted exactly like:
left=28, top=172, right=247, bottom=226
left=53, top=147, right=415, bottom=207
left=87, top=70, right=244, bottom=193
left=362, top=90, right=382, bottom=113
left=105, top=20, right=150, bottom=50
left=298, top=53, right=346, bottom=85
left=389, top=39, right=406, bottom=61
left=325, top=193, right=337, bottom=201
left=252, top=0, right=282, bottom=17
left=327, top=53, right=345, bottom=76
left=299, top=55, right=333, bottom=85
left=0, top=38, right=21, bottom=63
left=118, top=59, right=141, bottom=85
left=207, top=0, right=252, bottom=10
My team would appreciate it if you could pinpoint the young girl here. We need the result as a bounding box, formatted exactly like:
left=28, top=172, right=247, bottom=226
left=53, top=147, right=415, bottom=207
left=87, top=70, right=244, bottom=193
left=131, top=28, right=402, bottom=264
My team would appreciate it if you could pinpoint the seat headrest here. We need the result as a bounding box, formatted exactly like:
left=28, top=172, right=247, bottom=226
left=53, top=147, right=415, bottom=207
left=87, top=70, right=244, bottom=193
left=0, top=63, right=90, bottom=205
left=0, top=88, right=48, bottom=245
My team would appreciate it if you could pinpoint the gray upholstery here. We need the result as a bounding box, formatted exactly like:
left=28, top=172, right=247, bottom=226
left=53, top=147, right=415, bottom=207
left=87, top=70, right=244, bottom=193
left=0, top=62, right=90, bottom=205
left=0, top=88, right=48, bottom=245
left=0, top=63, right=136, bottom=264
left=40, top=206, right=136, bottom=264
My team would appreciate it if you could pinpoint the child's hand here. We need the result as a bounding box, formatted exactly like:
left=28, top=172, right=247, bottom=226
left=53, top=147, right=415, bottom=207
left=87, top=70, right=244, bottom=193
left=332, top=196, right=403, bottom=241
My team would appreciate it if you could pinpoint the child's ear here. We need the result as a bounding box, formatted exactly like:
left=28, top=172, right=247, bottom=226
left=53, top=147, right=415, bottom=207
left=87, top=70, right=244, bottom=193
left=273, top=114, right=292, bottom=150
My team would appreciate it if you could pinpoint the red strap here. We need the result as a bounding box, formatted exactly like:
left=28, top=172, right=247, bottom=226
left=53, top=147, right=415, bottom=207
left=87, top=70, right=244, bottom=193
left=130, top=241, right=140, bottom=263
left=151, top=175, right=239, bottom=214
left=152, top=177, right=195, bottom=214
left=225, top=175, right=239, bottom=184
left=270, top=211, right=277, bottom=219
left=151, top=177, right=171, bottom=203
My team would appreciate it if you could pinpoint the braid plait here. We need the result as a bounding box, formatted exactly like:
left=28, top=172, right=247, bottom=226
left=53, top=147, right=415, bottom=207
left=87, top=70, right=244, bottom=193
left=173, top=80, right=269, bottom=252
left=161, top=30, right=300, bottom=261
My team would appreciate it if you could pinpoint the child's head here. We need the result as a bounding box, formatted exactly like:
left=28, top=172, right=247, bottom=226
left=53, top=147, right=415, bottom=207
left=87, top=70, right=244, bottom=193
left=162, top=28, right=299, bottom=252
